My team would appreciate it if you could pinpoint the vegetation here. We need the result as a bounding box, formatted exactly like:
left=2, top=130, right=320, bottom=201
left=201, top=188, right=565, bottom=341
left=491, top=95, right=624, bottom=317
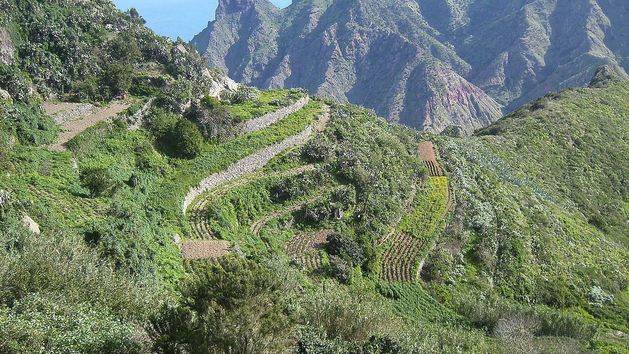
left=0, top=0, right=626, bottom=352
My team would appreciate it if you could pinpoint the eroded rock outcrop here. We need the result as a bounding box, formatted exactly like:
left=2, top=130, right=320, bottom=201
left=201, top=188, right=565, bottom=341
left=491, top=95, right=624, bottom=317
left=0, top=27, right=15, bottom=65
left=193, top=0, right=628, bottom=134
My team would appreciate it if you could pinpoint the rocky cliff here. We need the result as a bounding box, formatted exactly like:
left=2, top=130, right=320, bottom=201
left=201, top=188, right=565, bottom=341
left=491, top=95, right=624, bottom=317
left=193, top=0, right=628, bottom=133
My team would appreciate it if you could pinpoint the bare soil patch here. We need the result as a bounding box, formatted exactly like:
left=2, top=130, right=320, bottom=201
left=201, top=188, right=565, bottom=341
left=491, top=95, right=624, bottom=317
left=47, top=101, right=130, bottom=151
left=181, top=240, right=232, bottom=260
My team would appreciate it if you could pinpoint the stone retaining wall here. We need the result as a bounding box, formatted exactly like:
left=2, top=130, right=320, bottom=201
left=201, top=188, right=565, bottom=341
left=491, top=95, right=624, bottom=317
left=183, top=125, right=315, bottom=213
left=241, top=96, right=310, bottom=133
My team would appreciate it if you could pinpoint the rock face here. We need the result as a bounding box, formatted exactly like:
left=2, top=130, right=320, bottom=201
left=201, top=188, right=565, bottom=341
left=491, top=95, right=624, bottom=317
left=193, top=0, right=629, bottom=133
left=0, top=27, right=14, bottom=65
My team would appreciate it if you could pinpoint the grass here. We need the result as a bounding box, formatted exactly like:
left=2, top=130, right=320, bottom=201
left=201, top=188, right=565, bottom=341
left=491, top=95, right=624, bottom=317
left=378, top=281, right=464, bottom=325
left=227, top=89, right=304, bottom=122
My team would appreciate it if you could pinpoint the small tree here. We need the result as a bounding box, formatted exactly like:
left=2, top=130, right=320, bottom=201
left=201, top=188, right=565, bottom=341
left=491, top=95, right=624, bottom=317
left=150, top=257, right=297, bottom=353
left=187, top=101, right=238, bottom=141
left=170, top=119, right=203, bottom=158
left=101, top=62, right=133, bottom=99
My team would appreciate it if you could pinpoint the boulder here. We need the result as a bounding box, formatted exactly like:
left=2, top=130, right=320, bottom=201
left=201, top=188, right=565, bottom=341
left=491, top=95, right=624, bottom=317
left=22, top=213, right=41, bottom=235
left=0, top=27, right=15, bottom=65
left=0, top=88, right=10, bottom=101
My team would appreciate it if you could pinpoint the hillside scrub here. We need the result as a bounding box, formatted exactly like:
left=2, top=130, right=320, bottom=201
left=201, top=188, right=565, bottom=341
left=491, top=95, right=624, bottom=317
left=430, top=82, right=629, bottom=346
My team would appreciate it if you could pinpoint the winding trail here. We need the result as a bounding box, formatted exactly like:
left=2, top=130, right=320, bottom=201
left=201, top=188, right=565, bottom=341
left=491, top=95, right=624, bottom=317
left=181, top=103, right=331, bottom=260
left=46, top=101, right=130, bottom=151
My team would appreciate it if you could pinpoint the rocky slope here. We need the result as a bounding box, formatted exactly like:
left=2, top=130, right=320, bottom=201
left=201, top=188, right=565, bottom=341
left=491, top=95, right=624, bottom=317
left=193, top=0, right=628, bottom=133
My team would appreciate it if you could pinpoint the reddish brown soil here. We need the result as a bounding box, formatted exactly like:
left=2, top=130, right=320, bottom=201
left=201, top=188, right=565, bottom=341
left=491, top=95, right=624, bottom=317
left=418, top=141, right=445, bottom=176
left=417, top=141, right=437, bottom=162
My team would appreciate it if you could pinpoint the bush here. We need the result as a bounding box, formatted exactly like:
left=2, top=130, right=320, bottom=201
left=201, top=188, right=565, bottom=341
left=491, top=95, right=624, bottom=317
left=223, top=85, right=260, bottom=104
left=169, top=119, right=203, bottom=158
left=150, top=256, right=297, bottom=353
left=1, top=102, right=58, bottom=145
left=326, top=233, right=365, bottom=267
left=187, top=101, right=239, bottom=141
left=100, top=62, right=133, bottom=99
left=80, top=166, right=122, bottom=197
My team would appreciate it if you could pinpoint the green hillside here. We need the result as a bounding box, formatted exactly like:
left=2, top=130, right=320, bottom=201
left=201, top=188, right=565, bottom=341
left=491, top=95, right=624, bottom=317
left=432, top=80, right=629, bottom=352
left=0, top=0, right=627, bottom=353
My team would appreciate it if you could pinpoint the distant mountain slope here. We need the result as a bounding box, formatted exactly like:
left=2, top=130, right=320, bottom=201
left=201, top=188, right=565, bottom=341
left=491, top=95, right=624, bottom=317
left=429, top=74, right=628, bottom=343
left=193, top=0, right=628, bottom=133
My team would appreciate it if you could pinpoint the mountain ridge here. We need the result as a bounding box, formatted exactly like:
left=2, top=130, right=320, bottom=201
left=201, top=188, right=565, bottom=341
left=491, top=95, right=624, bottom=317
left=193, top=0, right=628, bottom=133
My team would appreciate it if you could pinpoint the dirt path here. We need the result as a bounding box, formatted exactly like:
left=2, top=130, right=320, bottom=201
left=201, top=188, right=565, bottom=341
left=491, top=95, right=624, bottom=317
left=48, top=101, right=130, bottom=151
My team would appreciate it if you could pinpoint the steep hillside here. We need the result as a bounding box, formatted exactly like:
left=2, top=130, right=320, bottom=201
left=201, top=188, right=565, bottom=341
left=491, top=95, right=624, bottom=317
left=0, top=0, right=627, bottom=352
left=428, top=76, right=628, bottom=351
left=193, top=0, right=628, bottom=133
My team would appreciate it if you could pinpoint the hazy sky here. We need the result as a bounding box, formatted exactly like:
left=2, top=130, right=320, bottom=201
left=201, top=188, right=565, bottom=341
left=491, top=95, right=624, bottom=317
left=113, top=0, right=291, bottom=40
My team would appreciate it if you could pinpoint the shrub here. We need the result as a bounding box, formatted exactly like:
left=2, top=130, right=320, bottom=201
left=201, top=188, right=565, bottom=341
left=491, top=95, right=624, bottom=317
left=224, top=85, right=260, bottom=104
left=80, top=166, right=122, bottom=197
left=169, top=119, right=203, bottom=158
left=150, top=256, right=297, bottom=353
left=100, top=62, right=133, bottom=99
left=1, top=102, right=58, bottom=145
left=326, top=233, right=365, bottom=267
left=187, top=101, right=239, bottom=141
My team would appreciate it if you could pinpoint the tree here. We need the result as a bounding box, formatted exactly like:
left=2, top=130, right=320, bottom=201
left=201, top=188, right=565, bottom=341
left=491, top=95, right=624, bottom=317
left=170, top=119, right=203, bottom=158
left=101, top=62, right=133, bottom=99
left=187, top=101, right=238, bottom=141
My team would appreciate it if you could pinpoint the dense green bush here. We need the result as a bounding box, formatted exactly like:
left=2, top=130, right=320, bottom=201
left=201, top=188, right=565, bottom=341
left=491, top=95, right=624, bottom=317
left=150, top=256, right=297, bottom=353
left=187, top=101, right=239, bottom=141
left=0, top=102, right=58, bottom=145
left=170, top=119, right=203, bottom=158
left=0, top=204, right=157, bottom=352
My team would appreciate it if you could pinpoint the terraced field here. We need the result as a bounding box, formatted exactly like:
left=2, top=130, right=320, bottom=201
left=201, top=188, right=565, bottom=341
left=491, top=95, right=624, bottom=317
left=418, top=141, right=445, bottom=177
left=285, top=230, right=334, bottom=271
left=381, top=232, right=427, bottom=282
left=381, top=142, right=451, bottom=283
left=181, top=100, right=331, bottom=260
left=45, top=100, right=131, bottom=151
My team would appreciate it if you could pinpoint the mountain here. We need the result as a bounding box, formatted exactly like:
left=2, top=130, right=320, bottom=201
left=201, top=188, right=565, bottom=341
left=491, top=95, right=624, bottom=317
left=0, top=0, right=627, bottom=352
left=192, top=0, right=629, bottom=133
